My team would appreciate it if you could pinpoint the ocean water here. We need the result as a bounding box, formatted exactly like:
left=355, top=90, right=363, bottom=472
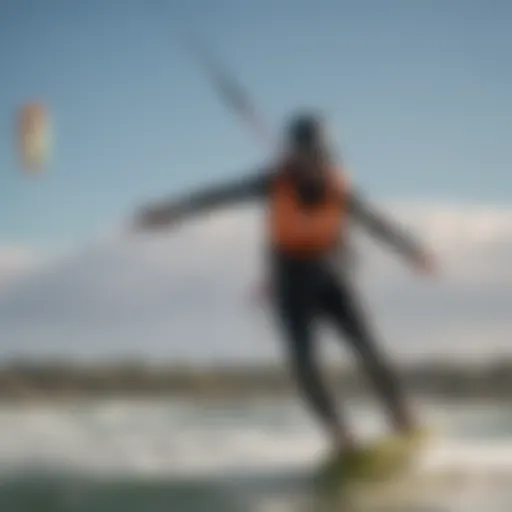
left=2, top=397, right=512, bottom=511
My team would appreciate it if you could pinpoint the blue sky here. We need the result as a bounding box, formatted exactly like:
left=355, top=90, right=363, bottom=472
left=0, top=1, right=511, bottom=361
left=1, top=0, right=511, bottom=250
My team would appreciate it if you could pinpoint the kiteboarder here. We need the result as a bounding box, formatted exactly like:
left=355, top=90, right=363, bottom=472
left=132, top=112, right=436, bottom=456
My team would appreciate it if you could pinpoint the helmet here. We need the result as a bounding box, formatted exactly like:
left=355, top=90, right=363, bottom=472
left=286, top=111, right=327, bottom=152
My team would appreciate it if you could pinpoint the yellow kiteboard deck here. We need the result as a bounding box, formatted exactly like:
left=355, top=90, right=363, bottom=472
left=316, top=428, right=431, bottom=491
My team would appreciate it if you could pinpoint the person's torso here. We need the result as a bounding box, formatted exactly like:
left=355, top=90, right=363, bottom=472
left=263, top=165, right=353, bottom=289
left=268, top=166, right=348, bottom=250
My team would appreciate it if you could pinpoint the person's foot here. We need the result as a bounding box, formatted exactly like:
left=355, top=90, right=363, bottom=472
left=394, top=408, right=417, bottom=436
left=405, top=425, right=432, bottom=444
left=331, top=430, right=359, bottom=463
left=392, top=419, right=431, bottom=453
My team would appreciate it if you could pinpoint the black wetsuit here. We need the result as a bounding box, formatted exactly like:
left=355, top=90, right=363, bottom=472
left=158, top=169, right=424, bottom=436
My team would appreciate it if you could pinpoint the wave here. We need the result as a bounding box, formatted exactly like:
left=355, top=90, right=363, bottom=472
left=1, top=399, right=512, bottom=481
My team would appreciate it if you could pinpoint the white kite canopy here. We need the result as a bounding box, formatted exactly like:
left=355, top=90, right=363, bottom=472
left=18, top=101, right=52, bottom=174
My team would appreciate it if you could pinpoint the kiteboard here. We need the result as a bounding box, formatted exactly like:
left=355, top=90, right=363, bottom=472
left=316, top=428, right=431, bottom=493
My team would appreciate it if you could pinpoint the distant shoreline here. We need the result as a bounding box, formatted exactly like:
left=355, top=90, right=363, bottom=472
left=1, top=358, right=512, bottom=402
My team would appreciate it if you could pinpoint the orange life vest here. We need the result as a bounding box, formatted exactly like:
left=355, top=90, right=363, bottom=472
left=268, top=169, right=349, bottom=257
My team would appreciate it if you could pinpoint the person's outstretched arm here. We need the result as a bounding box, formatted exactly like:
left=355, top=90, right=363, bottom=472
left=348, top=190, right=435, bottom=272
left=133, top=169, right=272, bottom=230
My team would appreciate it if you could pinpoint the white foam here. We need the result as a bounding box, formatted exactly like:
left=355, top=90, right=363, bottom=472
left=1, top=399, right=512, bottom=481
left=419, top=439, right=512, bottom=472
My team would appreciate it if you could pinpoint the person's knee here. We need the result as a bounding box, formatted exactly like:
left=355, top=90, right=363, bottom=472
left=291, top=349, right=315, bottom=381
left=364, top=351, right=391, bottom=374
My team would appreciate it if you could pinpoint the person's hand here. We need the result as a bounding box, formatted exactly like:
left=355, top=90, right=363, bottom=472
left=131, top=204, right=176, bottom=232
left=413, top=251, right=438, bottom=276
left=249, top=280, right=273, bottom=306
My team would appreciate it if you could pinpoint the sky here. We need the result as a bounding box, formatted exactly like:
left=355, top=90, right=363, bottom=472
left=0, top=0, right=511, bottom=364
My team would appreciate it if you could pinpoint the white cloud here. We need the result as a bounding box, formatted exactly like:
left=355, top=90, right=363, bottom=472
left=0, top=247, right=40, bottom=287
left=0, top=202, right=511, bottom=363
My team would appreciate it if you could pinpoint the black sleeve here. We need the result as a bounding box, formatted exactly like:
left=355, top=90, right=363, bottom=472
left=144, top=169, right=272, bottom=223
left=348, top=189, right=424, bottom=261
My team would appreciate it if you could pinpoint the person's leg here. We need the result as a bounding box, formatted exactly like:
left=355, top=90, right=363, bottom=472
left=319, top=276, right=415, bottom=434
left=275, top=286, right=353, bottom=448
